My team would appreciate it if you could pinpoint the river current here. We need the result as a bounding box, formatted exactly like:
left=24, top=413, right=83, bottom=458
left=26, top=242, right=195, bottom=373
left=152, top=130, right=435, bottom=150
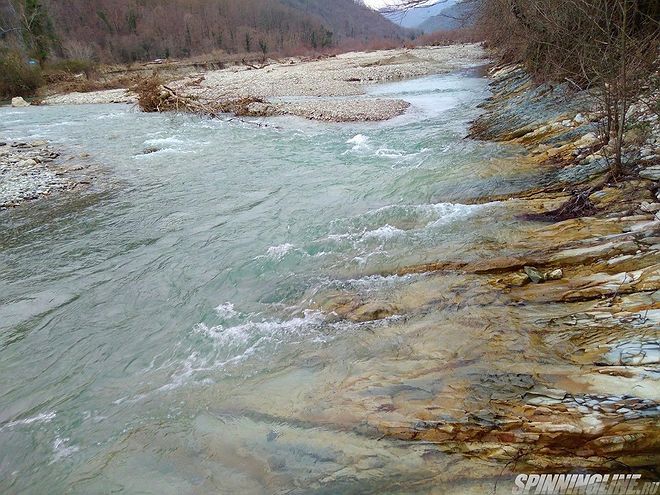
left=1, top=70, right=536, bottom=493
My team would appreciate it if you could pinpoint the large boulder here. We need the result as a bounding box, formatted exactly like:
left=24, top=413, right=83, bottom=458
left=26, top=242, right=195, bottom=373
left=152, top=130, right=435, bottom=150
left=11, top=97, right=30, bottom=108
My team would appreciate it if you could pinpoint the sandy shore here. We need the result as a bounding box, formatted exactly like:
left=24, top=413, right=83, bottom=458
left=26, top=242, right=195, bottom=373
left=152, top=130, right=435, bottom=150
left=42, top=43, right=486, bottom=121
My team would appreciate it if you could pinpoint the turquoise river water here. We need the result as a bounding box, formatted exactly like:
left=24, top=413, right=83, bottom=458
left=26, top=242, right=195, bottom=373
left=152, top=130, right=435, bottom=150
left=0, top=70, right=539, bottom=494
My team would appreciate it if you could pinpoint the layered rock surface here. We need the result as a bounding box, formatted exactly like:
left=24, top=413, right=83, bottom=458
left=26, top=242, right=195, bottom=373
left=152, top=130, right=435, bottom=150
left=279, top=65, right=660, bottom=477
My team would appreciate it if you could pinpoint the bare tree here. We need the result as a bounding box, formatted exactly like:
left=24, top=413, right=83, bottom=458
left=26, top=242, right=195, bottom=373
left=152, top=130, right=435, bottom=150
left=398, top=0, right=658, bottom=176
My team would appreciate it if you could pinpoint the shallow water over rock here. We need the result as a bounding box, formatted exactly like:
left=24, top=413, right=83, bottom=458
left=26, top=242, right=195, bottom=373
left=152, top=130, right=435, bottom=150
left=1, top=69, right=657, bottom=493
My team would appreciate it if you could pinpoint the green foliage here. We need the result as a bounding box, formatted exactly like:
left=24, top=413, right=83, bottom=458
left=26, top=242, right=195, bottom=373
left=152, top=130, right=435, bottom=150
left=0, top=48, right=43, bottom=98
left=46, top=58, right=95, bottom=74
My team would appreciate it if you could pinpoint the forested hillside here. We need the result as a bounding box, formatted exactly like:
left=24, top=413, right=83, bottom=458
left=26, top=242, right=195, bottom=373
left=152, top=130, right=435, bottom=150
left=1, top=0, right=407, bottom=63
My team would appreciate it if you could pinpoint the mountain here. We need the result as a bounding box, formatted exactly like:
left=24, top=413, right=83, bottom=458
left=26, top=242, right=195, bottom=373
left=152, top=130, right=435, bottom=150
left=418, top=1, right=478, bottom=32
left=4, top=0, right=406, bottom=64
left=379, top=1, right=460, bottom=29
left=280, top=0, right=406, bottom=40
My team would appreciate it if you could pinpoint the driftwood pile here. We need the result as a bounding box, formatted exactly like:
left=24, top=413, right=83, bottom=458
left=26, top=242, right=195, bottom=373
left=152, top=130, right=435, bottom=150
left=133, top=74, right=268, bottom=117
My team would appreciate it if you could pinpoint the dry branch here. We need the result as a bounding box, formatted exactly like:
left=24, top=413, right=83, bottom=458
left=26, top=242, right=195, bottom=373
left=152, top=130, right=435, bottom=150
left=133, top=73, right=267, bottom=117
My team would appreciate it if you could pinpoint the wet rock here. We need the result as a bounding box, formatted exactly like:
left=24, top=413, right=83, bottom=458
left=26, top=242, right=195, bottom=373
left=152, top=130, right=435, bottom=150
left=11, top=96, right=30, bottom=107
left=351, top=302, right=400, bottom=322
left=601, top=341, right=660, bottom=366
left=549, top=240, right=639, bottom=265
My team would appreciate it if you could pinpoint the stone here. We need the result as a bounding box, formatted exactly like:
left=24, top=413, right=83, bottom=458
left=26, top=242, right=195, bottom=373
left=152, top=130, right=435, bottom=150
left=549, top=241, right=639, bottom=265
left=544, top=268, right=564, bottom=281
left=18, top=159, right=37, bottom=167
left=575, top=132, right=599, bottom=148
left=640, top=147, right=655, bottom=158
left=589, top=187, right=624, bottom=208
left=11, top=96, right=30, bottom=107
left=508, top=272, right=531, bottom=287
left=640, top=202, right=660, bottom=214
left=524, top=266, right=544, bottom=284
left=639, top=165, right=660, bottom=181
left=602, top=341, right=660, bottom=366
left=574, top=113, right=588, bottom=124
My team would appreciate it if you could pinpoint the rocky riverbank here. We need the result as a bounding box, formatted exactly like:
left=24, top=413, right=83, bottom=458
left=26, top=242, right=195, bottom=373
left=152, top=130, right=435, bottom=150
left=320, top=65, right=660, bottom=473
left=0, top=141, right=93, bottom=208
left=210, top=64, right=658, bottom=484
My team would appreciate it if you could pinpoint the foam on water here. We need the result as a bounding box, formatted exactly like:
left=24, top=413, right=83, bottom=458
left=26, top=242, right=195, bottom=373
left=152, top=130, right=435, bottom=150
left=328, top=202, right=493, bottom=242
left=0, top=411, right=57, bottom=431
left=214, top=302, right=238, bottom=319
left=159, top=310, right=330, bottom=391
left=362, top=224, right=405, bottom=240
left=345, top=133, right=371, bottom=153
left=50, top=437, right=80, bottom=463
left=264, top=243, right=297, bottom=260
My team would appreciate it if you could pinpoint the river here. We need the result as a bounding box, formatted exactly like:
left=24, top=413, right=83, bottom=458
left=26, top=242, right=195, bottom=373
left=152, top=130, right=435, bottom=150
left=0, top=70, right=542, bottom=493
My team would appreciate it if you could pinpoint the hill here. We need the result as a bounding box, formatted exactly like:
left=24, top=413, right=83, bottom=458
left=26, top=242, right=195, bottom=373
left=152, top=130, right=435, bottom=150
left=418, top=1, right=477, bottom=32
left=2, top=0, right=407, bottom=63
left=280, top=0, right=405, bottom=40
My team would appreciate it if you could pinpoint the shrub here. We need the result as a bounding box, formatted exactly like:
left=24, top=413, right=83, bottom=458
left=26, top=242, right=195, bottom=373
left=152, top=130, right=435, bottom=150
left=46, top=58, right=96, bottom=75
left=0, top=50, right=43, bottom=99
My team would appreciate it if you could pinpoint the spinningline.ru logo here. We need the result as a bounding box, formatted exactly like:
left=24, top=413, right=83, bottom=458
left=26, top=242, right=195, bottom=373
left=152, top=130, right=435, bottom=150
left=512, top=474, right=659, bottom=495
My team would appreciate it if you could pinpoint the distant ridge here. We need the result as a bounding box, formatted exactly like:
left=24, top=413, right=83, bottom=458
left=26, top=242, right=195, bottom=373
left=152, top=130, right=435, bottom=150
left=3, top=0, right=407, bottom=63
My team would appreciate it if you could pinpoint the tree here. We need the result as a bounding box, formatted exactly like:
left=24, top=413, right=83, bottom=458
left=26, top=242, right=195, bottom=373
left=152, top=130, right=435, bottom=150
left=19, top=0, right=57, bottom=62
left=396, top=0, right=658, bottom=176
left=477, top=0, right=658, bottom=176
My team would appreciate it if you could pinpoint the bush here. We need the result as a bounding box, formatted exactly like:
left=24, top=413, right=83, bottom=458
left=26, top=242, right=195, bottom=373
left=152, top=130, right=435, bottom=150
left=0, top=50, right=43, bottom=99
left=46, top=58, right=96, bottom=75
